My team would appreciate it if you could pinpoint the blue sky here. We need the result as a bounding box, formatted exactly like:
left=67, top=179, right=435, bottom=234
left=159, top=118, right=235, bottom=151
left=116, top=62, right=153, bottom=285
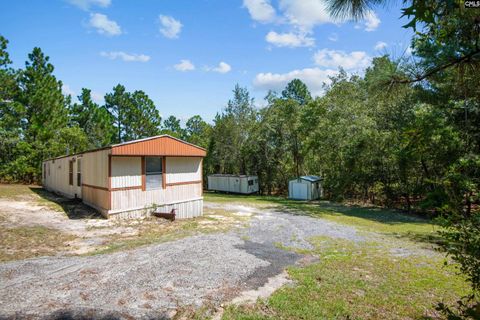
left=1, top=0, right=413, bottom=122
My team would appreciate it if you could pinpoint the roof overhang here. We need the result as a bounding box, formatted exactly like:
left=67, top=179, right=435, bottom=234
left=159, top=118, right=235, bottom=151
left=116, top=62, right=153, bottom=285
left=111, top=135, right=206, bottom=157
left=44, top=135, right=206, bottom=161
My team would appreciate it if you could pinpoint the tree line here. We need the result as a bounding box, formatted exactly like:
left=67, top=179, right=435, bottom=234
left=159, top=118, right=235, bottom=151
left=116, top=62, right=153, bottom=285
left=1, top=30, right=477, bottom=216
left=0, top=32, right=478, bottom=214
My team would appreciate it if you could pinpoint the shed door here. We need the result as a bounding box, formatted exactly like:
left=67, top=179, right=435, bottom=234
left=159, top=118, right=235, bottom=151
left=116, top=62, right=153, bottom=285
left=292, top=183, right=308, bottom=199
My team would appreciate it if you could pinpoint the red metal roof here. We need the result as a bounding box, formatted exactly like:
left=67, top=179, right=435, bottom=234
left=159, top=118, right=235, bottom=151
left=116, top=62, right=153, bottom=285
left=44, top=135, right=206, bottom=161
left=111, top=135, right=206, bottom=156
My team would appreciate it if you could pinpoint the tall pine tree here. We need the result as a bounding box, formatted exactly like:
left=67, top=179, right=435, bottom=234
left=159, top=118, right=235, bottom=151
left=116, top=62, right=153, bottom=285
left=71, top=88, right=114, bottom=148
left=18, top=47, right=70, bottom=181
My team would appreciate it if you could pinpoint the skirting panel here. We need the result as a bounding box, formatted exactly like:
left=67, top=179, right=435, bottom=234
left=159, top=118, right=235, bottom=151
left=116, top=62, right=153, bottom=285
left=107, top=198, right=203, bottom=220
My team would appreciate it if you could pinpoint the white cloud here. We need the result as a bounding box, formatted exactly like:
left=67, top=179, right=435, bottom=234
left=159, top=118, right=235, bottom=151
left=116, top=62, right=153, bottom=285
left=265, top=31, right=314, bottom=47
left=243, top=0, right=276, bottom=23
left=374, top=41, right=387, bottom=51
left=254, top=67, right=337, bottom=96
left=363, top=10, right=380, bottom=31
left=62, top=84, right=75, bottom=97
left=89, top=13, right=122, bottom=36
left=242, top=0, right=341, bottom=48
left=159, top=15, right=182, bottom=39
left=206, top=61, right=232, bottom=74
left=174, top=59, right=195, bottom=71
left=214, top=62, right=232, bottom=73
left=100, top=51, right=150, bottom=62
left=279, top=0, right=335, bottom=32
left=328, top=33, right=338, bottom=42
left=67, top=0, right=110, bottom=10
left=313, top=49, right=371, bottom=71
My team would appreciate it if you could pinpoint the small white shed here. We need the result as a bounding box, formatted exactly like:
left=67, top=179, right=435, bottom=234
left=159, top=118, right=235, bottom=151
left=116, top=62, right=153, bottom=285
left=288, top=176, right=323, bottom=200
left=208, top=174, right=259, bottom=194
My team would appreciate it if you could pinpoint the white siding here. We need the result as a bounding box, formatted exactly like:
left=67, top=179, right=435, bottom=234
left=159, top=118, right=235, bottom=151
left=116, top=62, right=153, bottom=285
left=110, top=188, right=163, bottom=211
left=42, top=155, right=82, bottom=198
left=82, top=149, right=110, bottom=188
left=165, top=183, right=202, bottom=203
left=109, top=198, right=203, bottom=220
left=109, top=182, right=202, bottom=212
left=111, top=156, right=142, bottom=188
left=166, top=157, right=201, bottom=184
left=207, top=175, right=259, bottom=194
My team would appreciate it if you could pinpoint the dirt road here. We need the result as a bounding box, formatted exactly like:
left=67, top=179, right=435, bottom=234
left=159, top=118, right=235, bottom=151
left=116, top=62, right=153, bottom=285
left=0, top=202, right=362, bottom=319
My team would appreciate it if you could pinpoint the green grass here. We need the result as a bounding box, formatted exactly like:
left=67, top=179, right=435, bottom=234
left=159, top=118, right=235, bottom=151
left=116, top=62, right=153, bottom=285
left=204, top=193, right=439, bottom=241
left=223, top=237, right=468, bottom=320
left=204, top=192, right=278, bottom=206
left=0, top=184, right=41, bottom=199
left=202, top=193, right=467, bottom=320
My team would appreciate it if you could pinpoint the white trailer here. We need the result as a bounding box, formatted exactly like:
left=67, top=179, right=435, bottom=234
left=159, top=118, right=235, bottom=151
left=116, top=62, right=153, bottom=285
left=207, top=174, right=259, bottom=194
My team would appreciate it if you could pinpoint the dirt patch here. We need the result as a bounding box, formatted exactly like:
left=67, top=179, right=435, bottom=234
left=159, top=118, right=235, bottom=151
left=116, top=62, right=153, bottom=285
left=0, top=198, right=138, bottom=257
left=231, top=270, right=293, bottom=304
left=0, top=186, right=257, bottom=260
left=0, top=226, right=76, bottom=262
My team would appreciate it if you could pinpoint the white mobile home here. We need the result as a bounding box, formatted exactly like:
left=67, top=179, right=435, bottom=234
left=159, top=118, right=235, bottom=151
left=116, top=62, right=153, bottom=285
left=42, top=135, right=206, bottom=219
left=288, top=176, right=323, bottom=200
left=207, top=174, right=259, bottom=194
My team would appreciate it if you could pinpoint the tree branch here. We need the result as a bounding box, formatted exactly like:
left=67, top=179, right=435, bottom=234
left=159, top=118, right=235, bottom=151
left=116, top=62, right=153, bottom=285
left=392, top=49, right=480, bottom=84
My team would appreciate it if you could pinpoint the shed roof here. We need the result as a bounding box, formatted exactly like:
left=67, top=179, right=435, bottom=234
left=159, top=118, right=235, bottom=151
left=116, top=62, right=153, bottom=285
left=44, top=134, right=206, bottom=161
left=208, top=174, right=258, bottom=178
left=293, top=175, right=323, bottom=182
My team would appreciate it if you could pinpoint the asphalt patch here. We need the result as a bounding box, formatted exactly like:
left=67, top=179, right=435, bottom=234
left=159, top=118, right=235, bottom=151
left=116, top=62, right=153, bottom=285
left=236, top=240, right=302, bottom=290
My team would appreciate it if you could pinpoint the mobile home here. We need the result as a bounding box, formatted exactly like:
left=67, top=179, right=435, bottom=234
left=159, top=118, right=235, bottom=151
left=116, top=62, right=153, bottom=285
left=207, top=174, right=259, bottom=194
left=288, top=176, right=323, bottom=200
left=42, top=135, right=206, bottom=219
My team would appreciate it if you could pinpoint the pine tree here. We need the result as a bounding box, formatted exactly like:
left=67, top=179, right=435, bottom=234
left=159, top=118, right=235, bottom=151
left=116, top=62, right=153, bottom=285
left=71, top=88, right=114, bottom=147
left=18, top=47, right=69, bottom=181
left=105, top=84, right=130, bottom=143
left=127, top=90, right=161, bottom=140
left=162, top=115, right=184, bottom=138
left=0, top=35, right=25, bottom=181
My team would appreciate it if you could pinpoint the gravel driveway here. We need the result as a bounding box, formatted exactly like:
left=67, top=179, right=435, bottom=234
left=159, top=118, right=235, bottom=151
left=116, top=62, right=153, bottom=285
left=0, top=202, right=363, bottom=319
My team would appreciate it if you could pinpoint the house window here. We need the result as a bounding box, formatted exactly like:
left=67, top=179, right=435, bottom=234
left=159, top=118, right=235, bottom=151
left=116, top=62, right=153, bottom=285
left=145, top=157, right=162, bottom=190
left=248, top=180, right=254, bottom=186
left=77, top=159, right=82, bottom=187
left=48, top=163, right=50, bottom=176
left=43, top=163, right=46, bottom=179
left=69, top=160, right=74, bottom=185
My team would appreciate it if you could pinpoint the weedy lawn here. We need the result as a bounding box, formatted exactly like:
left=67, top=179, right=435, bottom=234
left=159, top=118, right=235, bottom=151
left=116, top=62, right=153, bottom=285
left=204, top=193, right=468, bottom=320
left=0, top=185, right=250, bottom=260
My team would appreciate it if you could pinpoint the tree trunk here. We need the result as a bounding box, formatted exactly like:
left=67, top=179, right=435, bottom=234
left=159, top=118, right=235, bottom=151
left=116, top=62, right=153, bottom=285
left=405, top=193, right=411, bottom=213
